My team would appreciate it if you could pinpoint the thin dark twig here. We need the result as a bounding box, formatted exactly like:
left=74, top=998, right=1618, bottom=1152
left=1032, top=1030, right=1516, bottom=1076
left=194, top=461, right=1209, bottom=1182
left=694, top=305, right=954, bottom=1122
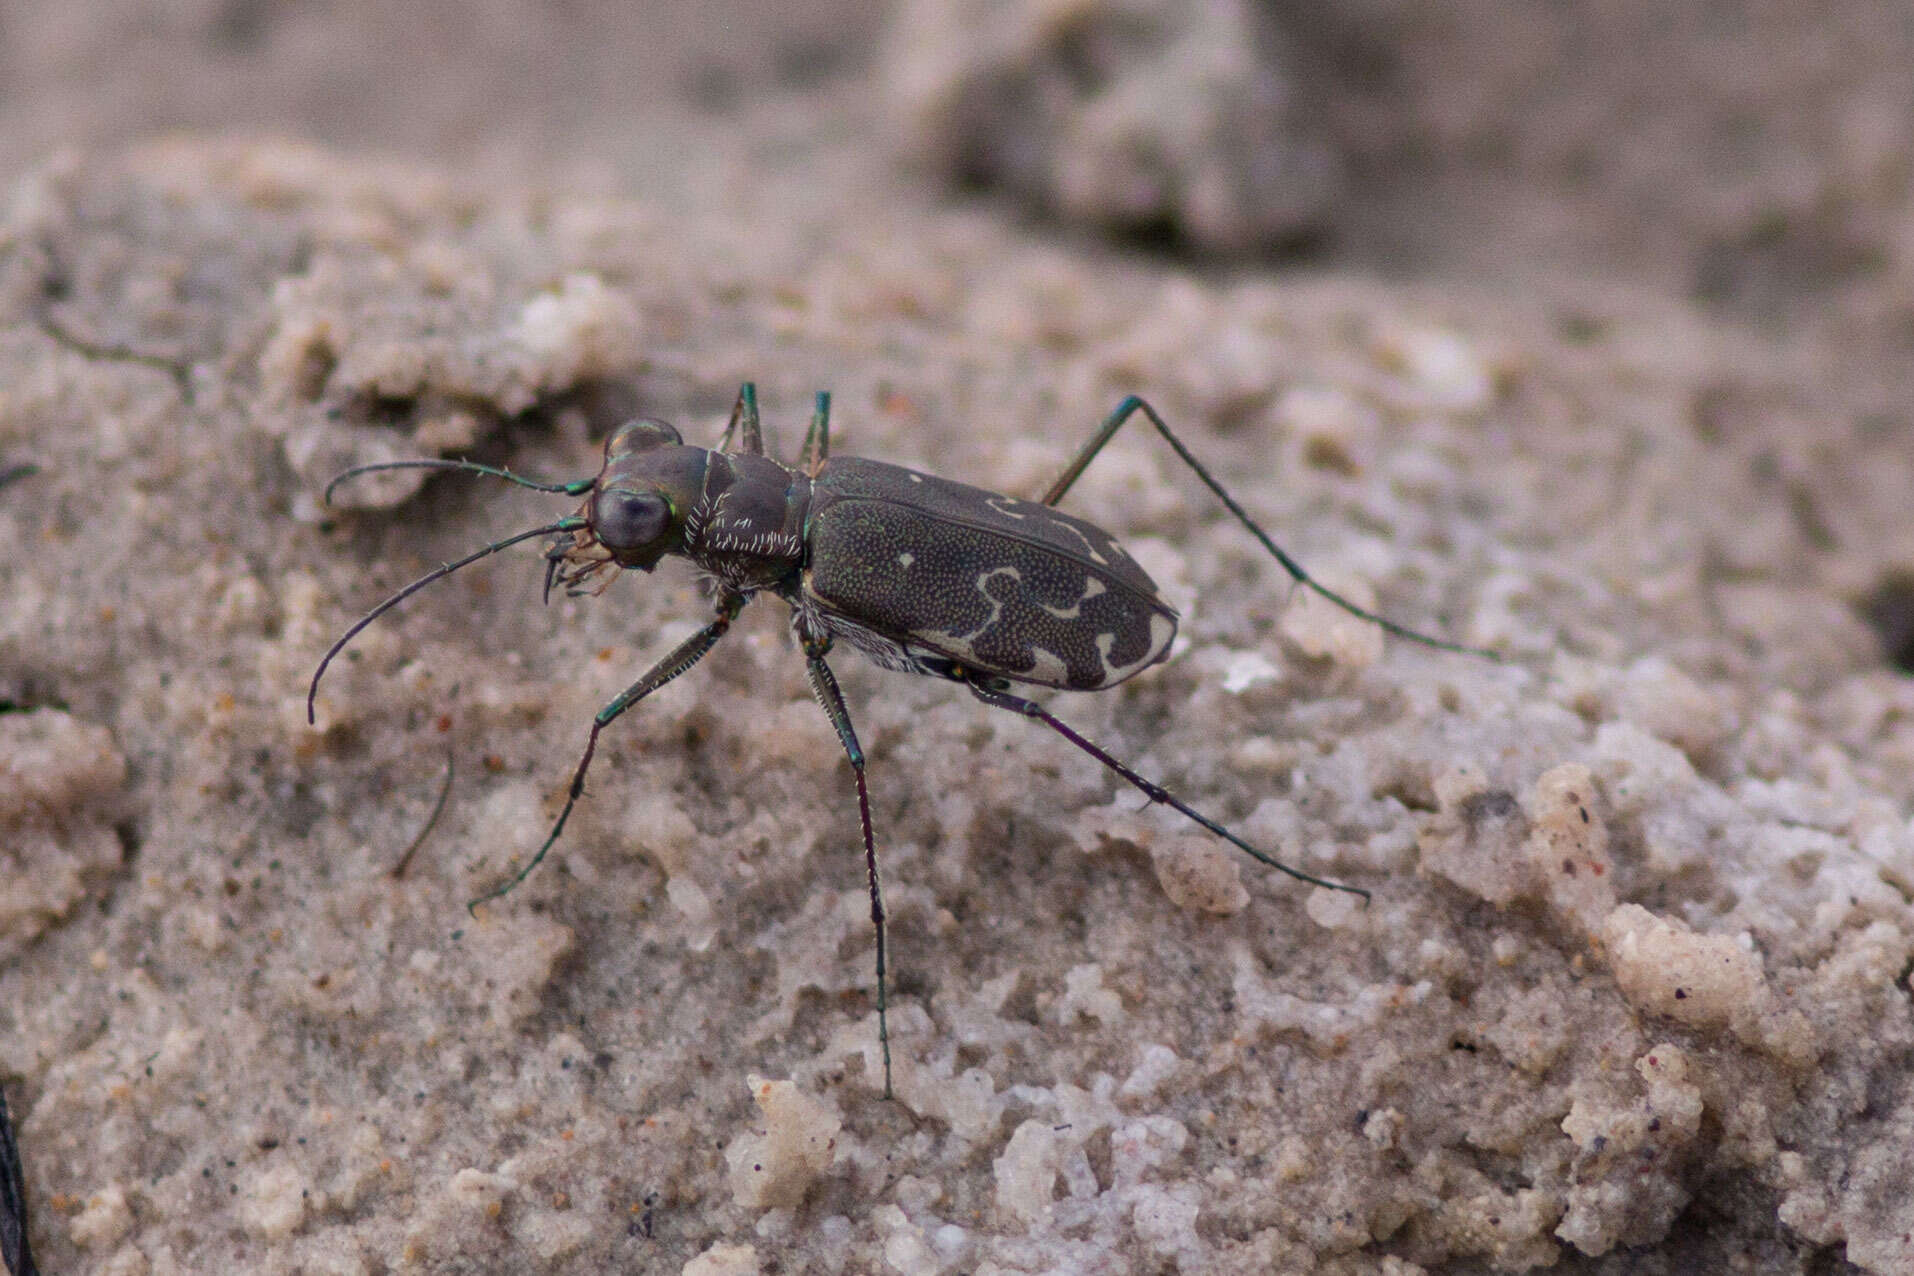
left=392, top=748, right=456, bottom=878
left=0, top=1083, right=39, bottom=1276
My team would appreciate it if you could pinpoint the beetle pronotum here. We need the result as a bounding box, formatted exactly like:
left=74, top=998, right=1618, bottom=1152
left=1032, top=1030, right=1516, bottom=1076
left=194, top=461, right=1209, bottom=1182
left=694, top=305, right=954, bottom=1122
left=311, top=384, right=1493, bottom=1095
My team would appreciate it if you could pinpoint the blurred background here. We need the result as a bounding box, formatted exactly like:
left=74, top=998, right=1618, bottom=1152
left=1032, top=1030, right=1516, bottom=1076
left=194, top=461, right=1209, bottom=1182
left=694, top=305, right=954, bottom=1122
left=5, top=0, right=1911, bottom=348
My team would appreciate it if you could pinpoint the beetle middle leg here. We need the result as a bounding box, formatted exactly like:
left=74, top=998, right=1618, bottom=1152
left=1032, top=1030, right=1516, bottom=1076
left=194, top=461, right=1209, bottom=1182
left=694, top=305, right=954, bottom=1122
left=797, top=390, right=831, bottom=474
left=1042, top=396, right=1496, bottom=661
left=961, top=674, right=1369, bottom=901
left=716, top=382, right=766, bottom=455
left=469, top=591, right=749, bottom=911
left=795, top=631, right=894, bottom=1097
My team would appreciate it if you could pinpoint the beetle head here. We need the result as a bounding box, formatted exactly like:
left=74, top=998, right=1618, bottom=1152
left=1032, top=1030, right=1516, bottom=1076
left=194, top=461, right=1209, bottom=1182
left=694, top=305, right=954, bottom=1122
left=587, top=417, right=701, bottom=572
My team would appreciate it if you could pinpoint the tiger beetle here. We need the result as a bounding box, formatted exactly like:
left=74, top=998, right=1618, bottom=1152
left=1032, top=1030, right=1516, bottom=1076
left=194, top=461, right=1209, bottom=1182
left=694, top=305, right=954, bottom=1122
left=310, top=383, right=1493, bottom=1097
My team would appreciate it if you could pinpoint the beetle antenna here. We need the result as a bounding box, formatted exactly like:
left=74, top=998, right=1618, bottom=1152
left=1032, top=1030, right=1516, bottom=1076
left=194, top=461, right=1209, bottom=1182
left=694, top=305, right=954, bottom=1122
left=324, top=459, right=593, bottom=506
left=308, top=518, right=586, bottom=723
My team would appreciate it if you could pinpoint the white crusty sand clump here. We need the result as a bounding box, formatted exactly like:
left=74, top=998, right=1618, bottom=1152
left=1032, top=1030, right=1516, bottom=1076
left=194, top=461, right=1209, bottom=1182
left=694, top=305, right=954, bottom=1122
left=0, top=709, right=126, bottom=953
left=725, top=1076, right=842, bottom=1211
left=1602, top=903, right=1816, bottom=1065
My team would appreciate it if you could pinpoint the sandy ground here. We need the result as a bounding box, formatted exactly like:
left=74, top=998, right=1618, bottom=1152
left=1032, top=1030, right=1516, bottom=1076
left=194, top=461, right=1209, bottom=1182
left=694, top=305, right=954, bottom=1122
left=3, top=3, right=1914, bottom=1274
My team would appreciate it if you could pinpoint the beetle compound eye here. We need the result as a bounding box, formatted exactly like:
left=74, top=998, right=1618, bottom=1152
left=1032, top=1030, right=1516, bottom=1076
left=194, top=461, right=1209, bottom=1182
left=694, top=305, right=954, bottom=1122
left=594, top=487, right=672, bottom=553
left=605, top=417, right=683, bottom=460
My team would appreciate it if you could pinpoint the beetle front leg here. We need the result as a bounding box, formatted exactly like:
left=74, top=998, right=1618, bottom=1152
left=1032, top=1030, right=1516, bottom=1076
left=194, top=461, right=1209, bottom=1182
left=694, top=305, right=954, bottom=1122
left=962, top=676, right=1369, bottom=901
left=468, top=591, right=749, bottom=911
left=798, top=634, right=894, bottom=1098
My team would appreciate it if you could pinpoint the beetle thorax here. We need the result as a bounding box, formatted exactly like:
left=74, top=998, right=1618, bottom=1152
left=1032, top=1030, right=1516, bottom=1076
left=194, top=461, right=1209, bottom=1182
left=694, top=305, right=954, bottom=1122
left=681, top=451, right=811, bottom=590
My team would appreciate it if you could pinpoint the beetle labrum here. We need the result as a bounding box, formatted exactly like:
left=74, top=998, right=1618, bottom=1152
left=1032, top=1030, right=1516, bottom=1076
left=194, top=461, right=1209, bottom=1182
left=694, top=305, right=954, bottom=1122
left=310, top=383, right=1492, bottom=1096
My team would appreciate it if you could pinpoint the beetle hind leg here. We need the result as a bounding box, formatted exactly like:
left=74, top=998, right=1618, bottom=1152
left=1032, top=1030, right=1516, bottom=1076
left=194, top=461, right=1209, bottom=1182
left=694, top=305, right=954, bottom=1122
left=961, top=674, right=1369, bottom=901
left=1041, top=396, right=1497, bottom=661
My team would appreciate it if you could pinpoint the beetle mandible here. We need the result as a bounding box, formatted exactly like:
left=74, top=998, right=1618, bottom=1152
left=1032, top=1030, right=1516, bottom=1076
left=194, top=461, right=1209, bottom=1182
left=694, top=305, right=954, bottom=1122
left=310, top=383, right=1493, bottom=1096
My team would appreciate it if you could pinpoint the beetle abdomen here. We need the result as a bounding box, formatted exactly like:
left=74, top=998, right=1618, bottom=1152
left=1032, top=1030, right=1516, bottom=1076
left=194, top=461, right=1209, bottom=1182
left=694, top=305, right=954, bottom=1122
left=805, top=459, right=1177, bottom=690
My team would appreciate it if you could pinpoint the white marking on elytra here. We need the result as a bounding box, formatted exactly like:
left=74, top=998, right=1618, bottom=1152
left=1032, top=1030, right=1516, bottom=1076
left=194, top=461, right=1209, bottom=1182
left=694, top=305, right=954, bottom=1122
left=897, top=552, right=915, bottom=568
left=1046, top=518, right=1109, bottom=566
left=1149, top=612, right=1174, bottom=657
left=974, top=566, right=1021, bottom=595
left=1096, top=612, right=1175, bottom=681
left=1039, top=575, right=1105, bottom=621
left=941, top=565, right=1019, bottom=646
left=1025, top=647, right=1069, bottom=686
